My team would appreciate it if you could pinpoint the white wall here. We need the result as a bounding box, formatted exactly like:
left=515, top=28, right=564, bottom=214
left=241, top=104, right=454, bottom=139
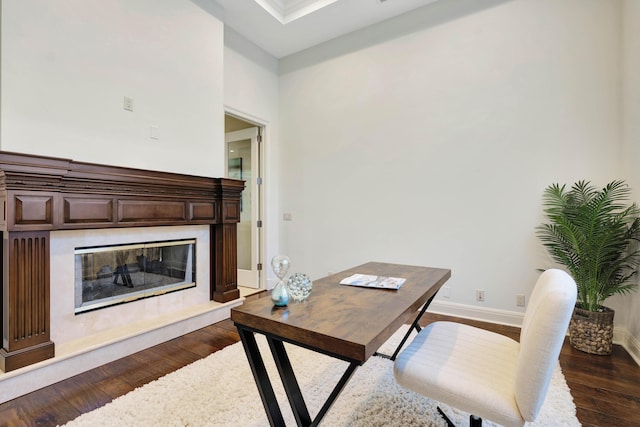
left=1, top=0, right=636, bottom=344
left=223, top=28, right=281, bottom=287
left=279, top=0, right=621, bottom=315
left=617, top=0, right=640, bottom=346
left=1, top=0, right=225, bottom=177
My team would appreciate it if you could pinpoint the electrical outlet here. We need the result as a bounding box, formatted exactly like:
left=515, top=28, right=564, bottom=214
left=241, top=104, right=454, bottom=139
left=441, top=286, right=451, bottom=298
left=476, top=289, right=485, bottom=301
left=516, top=294, right=526, bottom=306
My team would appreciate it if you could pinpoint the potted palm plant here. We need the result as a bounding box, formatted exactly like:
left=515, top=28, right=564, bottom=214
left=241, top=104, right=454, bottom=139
left=536, top=180, right=640, bottom=355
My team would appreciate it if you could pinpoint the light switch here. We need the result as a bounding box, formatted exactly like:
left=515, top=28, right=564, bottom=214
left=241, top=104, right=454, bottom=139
left=123, top=96, right=134, bottom=112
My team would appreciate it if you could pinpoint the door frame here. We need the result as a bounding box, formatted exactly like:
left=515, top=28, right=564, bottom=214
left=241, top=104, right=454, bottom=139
left=224, top=107, right=267, bottom=290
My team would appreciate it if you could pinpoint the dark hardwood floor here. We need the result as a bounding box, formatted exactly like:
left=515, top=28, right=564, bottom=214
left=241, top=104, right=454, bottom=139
left=0, top=302, right=638, bottom=426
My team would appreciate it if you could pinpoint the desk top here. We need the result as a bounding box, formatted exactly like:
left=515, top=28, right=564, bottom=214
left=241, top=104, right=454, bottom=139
left=231, top=262, right=451, bottom=362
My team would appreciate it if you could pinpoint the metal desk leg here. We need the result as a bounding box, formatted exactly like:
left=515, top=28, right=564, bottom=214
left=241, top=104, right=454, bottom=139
left=267, top=338, right=311, bottom=426
left=376, top=293, right=438, bottom=361
left=237, top=326, right=286, bottom=427
left=267, top=337, right=359, bottom=427
left=311, top=360, right=358, bottom=426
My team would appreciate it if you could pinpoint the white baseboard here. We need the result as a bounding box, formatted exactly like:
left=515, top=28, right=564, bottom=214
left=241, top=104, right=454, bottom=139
left=614, top=327, right=640, bottom=366
left=0, top=298, right=243, bottom=404
left=431, top=300, right=640, bottom=367
left=429, top=300, right=525, bottom=327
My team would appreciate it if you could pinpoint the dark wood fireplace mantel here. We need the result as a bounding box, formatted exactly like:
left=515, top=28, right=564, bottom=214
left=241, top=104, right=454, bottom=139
left=0, top=151, right=244, bottom=371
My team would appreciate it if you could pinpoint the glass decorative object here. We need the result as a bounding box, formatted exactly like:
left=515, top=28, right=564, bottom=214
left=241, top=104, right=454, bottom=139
left=270, top=255, right=291, bottom=307
left=288, top=273, right=312, bottom=302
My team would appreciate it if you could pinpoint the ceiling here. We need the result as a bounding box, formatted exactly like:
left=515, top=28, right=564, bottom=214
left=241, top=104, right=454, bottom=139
left=212, top=0, right=441, bottom=58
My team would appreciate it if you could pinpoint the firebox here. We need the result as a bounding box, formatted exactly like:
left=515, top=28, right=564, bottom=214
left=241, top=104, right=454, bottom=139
left=74, top=239, right=196, bottom=313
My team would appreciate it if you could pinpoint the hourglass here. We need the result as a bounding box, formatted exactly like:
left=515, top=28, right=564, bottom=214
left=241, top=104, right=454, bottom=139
left=270, top=255, right=291, bottom=307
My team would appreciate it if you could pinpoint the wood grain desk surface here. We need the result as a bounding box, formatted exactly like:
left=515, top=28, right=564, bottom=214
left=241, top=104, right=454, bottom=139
left=231, top=262, right=451, bottom=362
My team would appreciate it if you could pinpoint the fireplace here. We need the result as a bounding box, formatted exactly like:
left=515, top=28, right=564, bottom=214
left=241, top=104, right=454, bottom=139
left=75, top=239, right=196, bottom=314
left=0, top=151, right=244, bottom=372
left=49, top=225, right=212, bottom=347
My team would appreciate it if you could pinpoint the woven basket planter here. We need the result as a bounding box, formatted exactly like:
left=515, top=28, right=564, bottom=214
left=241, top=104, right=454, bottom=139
left=569, top=306, right=614, bottom=355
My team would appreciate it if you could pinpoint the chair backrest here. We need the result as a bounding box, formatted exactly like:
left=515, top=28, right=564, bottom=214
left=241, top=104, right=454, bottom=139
left=515, top=269, right=576, bottom=421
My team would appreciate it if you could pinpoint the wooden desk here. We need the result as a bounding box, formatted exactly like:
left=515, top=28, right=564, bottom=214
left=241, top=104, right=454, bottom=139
left=231, top=262, right=451, bottom=427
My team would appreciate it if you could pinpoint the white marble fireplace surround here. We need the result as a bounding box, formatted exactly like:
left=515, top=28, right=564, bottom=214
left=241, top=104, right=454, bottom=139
left=0, top=225, right=243, bottom=404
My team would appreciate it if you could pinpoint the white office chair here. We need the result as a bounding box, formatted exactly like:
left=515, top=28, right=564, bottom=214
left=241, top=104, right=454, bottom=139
left=393, top=269, right=576, bottom=427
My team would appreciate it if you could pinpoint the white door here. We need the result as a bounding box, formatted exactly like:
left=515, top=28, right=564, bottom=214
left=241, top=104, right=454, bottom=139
left=226, top=127, right=261, bottom=288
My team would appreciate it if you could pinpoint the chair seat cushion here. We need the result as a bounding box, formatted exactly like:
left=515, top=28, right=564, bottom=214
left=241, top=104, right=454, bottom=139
left=393, top=321, right=525, bottom=427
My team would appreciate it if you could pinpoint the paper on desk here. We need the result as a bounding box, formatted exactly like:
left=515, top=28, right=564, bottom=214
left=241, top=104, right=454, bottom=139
left=339, top=273, right=406, bottom=290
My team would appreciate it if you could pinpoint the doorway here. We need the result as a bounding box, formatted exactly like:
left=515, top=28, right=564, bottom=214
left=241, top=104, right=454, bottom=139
left=225, top=114, right=263, bottom=289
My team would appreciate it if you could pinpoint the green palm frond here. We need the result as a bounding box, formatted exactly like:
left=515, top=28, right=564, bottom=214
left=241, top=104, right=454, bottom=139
left=536, top=180, right=640, bottom=311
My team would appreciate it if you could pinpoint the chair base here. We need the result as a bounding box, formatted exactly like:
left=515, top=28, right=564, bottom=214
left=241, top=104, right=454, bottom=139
left=437, top=406, right=482, bottom=427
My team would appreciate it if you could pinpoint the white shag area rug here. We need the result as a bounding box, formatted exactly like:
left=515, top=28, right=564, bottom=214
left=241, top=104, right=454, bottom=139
left=62, top=325, right=580, bottom=427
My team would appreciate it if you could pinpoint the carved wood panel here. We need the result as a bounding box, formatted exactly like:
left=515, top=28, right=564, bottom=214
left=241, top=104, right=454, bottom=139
left=211, top=223, right=240, bottom=302
left=6, top=232, right=50, bottom=348
left=64, top=196, right=114, bottom=224
left=222, top=200, right=240, bottom=222
left=189, top=202, right=217, bottom=222
left=0, top=231, right=54, bottom=371
left=13, top=193, right=54, bottom=227
left=118, top=200, right=187, bottom=223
